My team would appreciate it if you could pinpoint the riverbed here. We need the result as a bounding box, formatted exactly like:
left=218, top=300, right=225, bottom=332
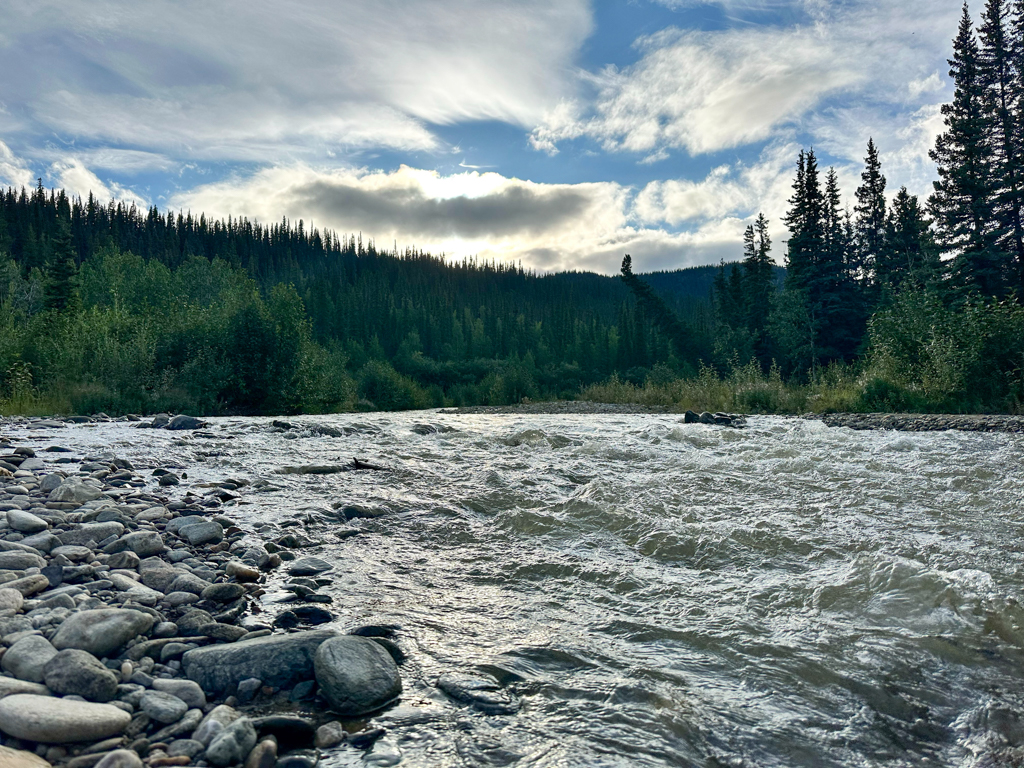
left=5, top=413, right=1024, bottom=767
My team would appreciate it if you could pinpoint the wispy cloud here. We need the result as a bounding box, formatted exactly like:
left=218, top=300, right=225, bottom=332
left=0, top=0, right=591, bottom=163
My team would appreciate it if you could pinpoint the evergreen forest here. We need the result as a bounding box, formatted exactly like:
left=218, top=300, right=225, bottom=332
left=2, top=0, right=1024, bottom=417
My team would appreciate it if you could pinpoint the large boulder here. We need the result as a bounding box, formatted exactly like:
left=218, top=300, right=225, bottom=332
left=0, top=694, right=130, bottom=742
left=313, top=636, right=402, bottom=716
left=183, top=630, right=336, bottom=694
left=43, top=649, right=119, bottom=701
left=166, top=415, right=205, bottom=430
left=51, top=608, right=154, bottom=657
left=2, top=635, right=58, bottom=683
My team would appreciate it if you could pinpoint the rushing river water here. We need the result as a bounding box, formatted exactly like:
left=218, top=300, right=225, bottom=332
left=13, top=413, right=1024, bottom=767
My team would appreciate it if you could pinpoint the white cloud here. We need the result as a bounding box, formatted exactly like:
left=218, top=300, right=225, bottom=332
left=48, top=159, right=148, bottom=207
left=167, top=163, right=759, bottom=274
left=0, top=0, right=591, bottom=162
left=532, top=0, right=959, bottom=160
left=0, top=140, right=33, bottom=189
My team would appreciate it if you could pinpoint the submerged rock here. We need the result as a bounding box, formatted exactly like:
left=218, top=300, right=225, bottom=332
left=313, top=636, right=402, bottom=717
left=436, top=672, right=519, bottom=715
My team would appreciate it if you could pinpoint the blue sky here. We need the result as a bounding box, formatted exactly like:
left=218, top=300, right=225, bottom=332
left=0, top=0, right=960, bottom=273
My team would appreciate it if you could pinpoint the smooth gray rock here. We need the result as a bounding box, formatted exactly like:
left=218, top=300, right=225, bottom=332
left=152, top=678, right=206, bottom=709
left=43, top=648, right=119, bottom=702
left=2, top=635, right=57, bottom=683
left=0, top=551, right=45, bottom=571
left=123, top=531, right=165, bottom=557
left=314, top=721, right=345, bottom=749
left=140, top=690, right=188, bottom=723
left=168, top=739, right=205, bottom=758
left=313, top=636, right=402, bottom=716
left=167, top=573, right=211, bottom=595
left=286, top=557, right=332, bottom=576
left=51, top=609, right=155, bottom=657
left=0, top=588, right=23, bottom=612
left=6, top=510, right=47, bottom=535
left=18, top=533, right=59, bottom=553
left=0, top=693, right=130, bottom=742
left=179, top=521, right=223, bottom=547
left=17, top=458, right=43, bottom=471
left=206, top=718, right=257, bottom=767
left=0, top=745, right=50, bottom=768
left=245, top=739, right=278, bottom=768
left=40, top=474, right=65, bottom=493
left=201, top=583, right=244, bottom=602
left=58, top=522, right=124, bottom=547
left=93, top=749, right=143, bottom=768
left=176, top=609, right=214, bottom=636
left=48, top=478, right=103, bottom=503
left=166, top=415, right=205, bottom=430
left=0, top=677, right=49, bottom=698
left=183, top=629, right=337, bottom=693
left=107, top=551, right=141, bottom=570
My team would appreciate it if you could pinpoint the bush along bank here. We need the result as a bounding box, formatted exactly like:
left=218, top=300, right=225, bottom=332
left=0, top=424, right=428, bottom=768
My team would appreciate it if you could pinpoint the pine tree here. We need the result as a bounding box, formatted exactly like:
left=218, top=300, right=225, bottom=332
left=741, top=213, right=775, bottom=367
left=930, top=3, right=1004, bottom=297
left=886, top=187, right=940, bottom=289
left=980, top=0, right=1024, bottom=298
left=43, top=222, right=80, bottom=313
left=854, top=138, right=889, bottom=287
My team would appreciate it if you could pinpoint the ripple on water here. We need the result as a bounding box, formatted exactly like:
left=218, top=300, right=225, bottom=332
left=11, top=413, right=1024, bottom=767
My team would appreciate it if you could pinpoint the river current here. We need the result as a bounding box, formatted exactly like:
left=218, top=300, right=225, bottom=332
left=18, top=413, right=1024, bottom=767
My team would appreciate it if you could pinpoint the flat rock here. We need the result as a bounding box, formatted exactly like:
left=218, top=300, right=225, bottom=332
left=183, top=629, right=337, bottom=694
left=58, top=522, right=124, bottom=548
left=141, top=690, right=188, bottom=724
left=0, top=677, right=50, bottom=698
left=313, top=636, right=402, bottom=717
left=43, top=649, right=119, bottom=702
left=178, top=521, right=223, bottom=547
left=2, top=635, right=58, bottom=683
left=0, top=693, right=131, bottom=743
left=201, top=583, right=244, bottom=602
left=48, top=478, right=103, bottom=504
left=123, top=532, right=165, bottom=557
left=52, top=609, right=155, bottom=657
left=286, top=558, right=332, bottom=576
left=0, top=744, right=51, bottom=768
left=6, top=510, right=48, bottom=534
left=6, top=575, right=51, bottom=597
left=152, top=679, right=206, bottom=709
left=0, top=551, right=46, bottom=571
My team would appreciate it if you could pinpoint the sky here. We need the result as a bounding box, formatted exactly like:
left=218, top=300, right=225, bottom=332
left=0, top=0, right=961, bottom=274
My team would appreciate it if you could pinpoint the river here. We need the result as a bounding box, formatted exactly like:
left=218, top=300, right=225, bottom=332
left=19, top=413, right=1024, bottom=767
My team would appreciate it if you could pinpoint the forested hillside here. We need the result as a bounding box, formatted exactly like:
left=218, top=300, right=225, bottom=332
left=0, top=185, right=723, bottom=415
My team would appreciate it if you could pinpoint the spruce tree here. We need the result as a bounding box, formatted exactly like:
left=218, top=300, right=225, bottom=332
left=854, top=138, right=889, bottom=287
left=979, top=0, right=1024, bottom=296
left=741, top=213, right=775, bottom=368
left=42, top=222, right=80, bottom=313
left=930, top=3, right=1004, bottom=297
left=886, top=187, right=940, bottom=289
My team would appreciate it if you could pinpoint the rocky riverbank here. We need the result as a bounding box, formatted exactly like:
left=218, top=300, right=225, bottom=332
left=809, top=412, right=1024, bottom=433
left=0, top=416, right=416, bottom=768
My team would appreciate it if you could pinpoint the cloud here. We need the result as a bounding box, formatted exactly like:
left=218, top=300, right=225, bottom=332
left=0, top=0, right=591, bottom=162
left=168, top=163, right=759, bottom=273
left=47, top=159, right=149, bottom=207
left=532, top=0, right=959, bottom=159
left=0, top=141, right=33, bottom=189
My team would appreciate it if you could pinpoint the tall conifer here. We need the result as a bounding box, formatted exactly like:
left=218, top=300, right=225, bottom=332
left=854, top=138, right=888, bottom=287
left=930, top=3, right=1003, bottom=296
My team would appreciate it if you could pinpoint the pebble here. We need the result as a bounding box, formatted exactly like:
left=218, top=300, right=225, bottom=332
left=141, top=690, right=189, bottom=723
left=2, top=634, right=58, bottom=683
left=314, top=721, right=345, bottom=749
left=43, top=648, right=120, bottom=702
left=52, top=608, right=155, bottom=657
left=206, top=718, right=257, bottom=767
left=93, top=750, right=143, bottom=768
left=0, top=745, right=51, bottom=768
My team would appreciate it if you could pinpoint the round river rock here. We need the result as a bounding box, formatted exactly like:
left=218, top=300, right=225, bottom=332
left=313, top=635, right=402, bottom=716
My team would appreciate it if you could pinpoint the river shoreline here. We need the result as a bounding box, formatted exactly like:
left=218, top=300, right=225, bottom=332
left=0, top=418, right=407, bottom=768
